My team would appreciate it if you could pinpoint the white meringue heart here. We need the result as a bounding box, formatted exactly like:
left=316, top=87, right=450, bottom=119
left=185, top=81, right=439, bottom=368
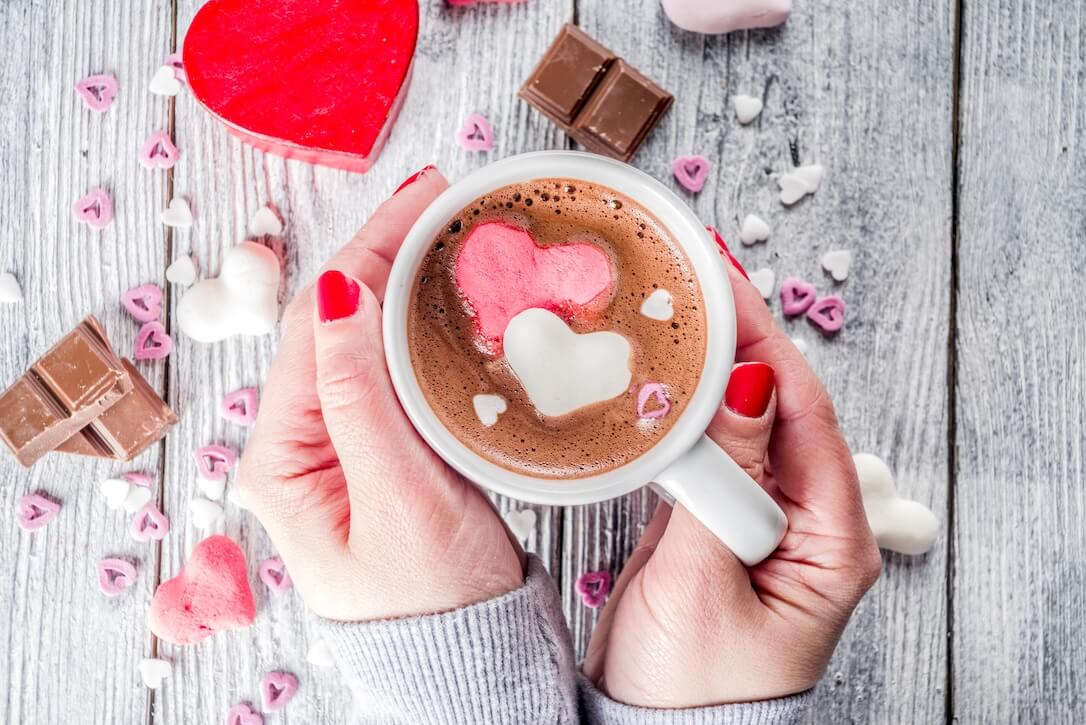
left=748, top=268, right=775, bottom=300
left=249, top=205, right=283, bottom=237
left=160, top=198, right=194, bottom=228
left=739, top=214, right=770, bottom=245
left=177, top=242, right=280, bottom=343
left=733, top=94, right=764, bottom=124
left=165, top=255, right=198, bottom=286
left=855, top=453, right=939, bottom=555
left=0, top=272, right=22, bottom=303
left=504, top=508, right=537, bottom=545
left=149, top=66, right=181, bottom=96
left=188, top=497, right=224, bottom=531
left=821, top=249, right=852, bottom=282
left=139, top=658, right=172, bottom=689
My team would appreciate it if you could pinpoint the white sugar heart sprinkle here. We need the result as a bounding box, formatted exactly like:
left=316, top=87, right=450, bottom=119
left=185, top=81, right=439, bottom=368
left=306, top=639, right=337, bottom=668
left=160, top=198, right=193, bottom=228
left=165, top=255, right=198, bottom=286
left=188, top=497, right=224, bottom=530
left=197, top=476, right=226, bottom=501
left=739, top=214, right=770, bottom=246
left=149, top=66, right=182, bottom=97
left=778, top=164, right=825, bottom=206
left=733, top=94, right=764, bottom=124
left=139, top=658, right=172, bottom=689
left=748, top=268, right=775, bottom=300
left=791, top=337, right=809, bottom=356
left=99, top=478, right=152, bottom=513
left=0, top=272, right=22, bottom=303
left=639, top=288, right=674, bottom=321
left=793, top=164, right=825, bottom=190
left=855, top=453, right=939, bottom=555
left=821, top=249, right=852, bottom=282
left=472, top=394, right=507, bottom=427
left=249, top=205, right=283, bottom=237
left=504, top=508, right=537, bottom=545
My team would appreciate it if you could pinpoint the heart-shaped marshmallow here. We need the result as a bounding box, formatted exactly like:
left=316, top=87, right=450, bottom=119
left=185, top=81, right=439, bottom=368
left=504, top=309, right=631, bottom=418
left=17, top=493, right=60, bottom=531
left=455, top=223, right=613, bottom=351
left=472, top=394, right=507, bottom=427
left=806, top=295, right=846, bottom=333
left=97, top=558, right=138, bottom=597
left=748, top=268, right=775, bottom=299
left=130, top=502, right=170, bottom=542
left=636, top=383, right=671, bottom=420
left=227, top=703, right=264, bottom=725
left=149, top=65, right=182, bottom=96
left=504, top=508, right=537, bottom=545
left=734, top=93, right=764, bottom=124
left=72, top=188, right=113, bottom=230
left=184, top=0, right=418, bottom=173
left=575, top=570, right=611, bottom=609
left=189, top=497, right=224, bottom=531
left=854, top=453, right=938, bottom=555
left=166, top=255, right=198, bottom=286
left=177, top=242, right=280, bottom=343
left=779, top=278, right=817, bottom=316
left=640, top=289, right=674, bottom=321
left=661, top=0, right=791, bottom=33
left=249, top=206, right=283, bottom=237
left=161, top=198, right=194, bottom=228
left=456, top=113, right=494, bottom=151
left=0, top=272, right=22, bottom=303
left=100, top=477, right=152, bottom=513
left=140, top=130, right=180, bottom=170
left=121, top=284, right=163, bottom=322
left=672, top=154, right=711, bottom=193
left=306, top=639, right=337, bottom=668
left=739, top=214, right=770, bottom=246
left=778, top=164, right=824, bottom=205
left=135, top=321, right=173, bottom=360
left=149, top=535, right=256, bottom=645
left=221, top=388, right=259, bottom=426
left=193, top=444, right=237, bottom=482
left=261, top=671, right=299, bottom=711
left=75, top=74, right=118, bottom=113
left=821, top=249, right=852, bottom=282
left=258, top=556, right=292, bottom=594
left=139, top=658, right=173, bottom=689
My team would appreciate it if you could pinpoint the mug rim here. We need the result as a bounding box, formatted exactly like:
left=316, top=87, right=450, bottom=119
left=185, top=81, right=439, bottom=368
left=382, top=151, right=735, bottom=506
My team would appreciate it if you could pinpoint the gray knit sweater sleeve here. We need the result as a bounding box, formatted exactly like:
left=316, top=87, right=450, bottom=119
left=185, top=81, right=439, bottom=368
left=317, top=555, right=810, bottom=725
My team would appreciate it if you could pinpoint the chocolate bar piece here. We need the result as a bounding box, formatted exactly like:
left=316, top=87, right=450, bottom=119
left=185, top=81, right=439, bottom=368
left=519, top=24, right=673, bottom=162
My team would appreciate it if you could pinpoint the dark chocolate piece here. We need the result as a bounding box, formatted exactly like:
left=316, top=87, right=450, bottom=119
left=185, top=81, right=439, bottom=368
left=518, top=24, right=673, bottom=162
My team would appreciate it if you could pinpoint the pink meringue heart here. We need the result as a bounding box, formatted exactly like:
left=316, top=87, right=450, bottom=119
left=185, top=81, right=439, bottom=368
left=226, top=703, right=264, bottom=725
left=258, top=556, right=292, bottom=594
left=779, top=277, right=817, bottom=316
left=16, top=493, right=60, bottom=531
left=135, top=321, right=173, bottom=360
left=72, top=188, right=114, bottom=230
left=121, top=283, right=163, bottom=322
left=261, top=671, right=299, bottom=711
left=456, top=113, right=494, bottom=151
left=221, top=388, right=259, bottom=426
left=636, top=383, right=671, bottom=420
left=97, top=558, right=138, bottom=596
left=806, top=295, right=846, bottom=333
left=74, top=74, right=118, bottom=113
left=672, top=155, right=711, bottom=193
left=193, top=445, right=237, bottom=482
left=575, top=570, right=612, bottom=609
left=139, top=130, right=180, bottom=170
left=130, top=502, right=170, bottom=542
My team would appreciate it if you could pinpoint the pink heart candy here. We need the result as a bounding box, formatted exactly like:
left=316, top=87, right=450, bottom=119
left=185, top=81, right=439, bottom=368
left=139, top=130, right=180, bottom=170
left=130, top=502, right=170, bottom=542
left=121, top=283, right=163, bottom=322
left=258, top=557, right=292, bottom=594
left=447, top=0, right=525, bottom=5
left=16, top=493, right=60, bottom=531
left=636, top=383, right=671, bottom=420
left=672, top=155, right=711, bottom=193
left=135, top=321, right=173, bottom=360
left=194, top=445, right=237, bottom=482
left=575, top=570, right=612, bottom=609
left=165, top=53, right=186, bottom=83
left=74, top=74, right=118, bottom=113
left=806, top=295, right=846, bottom=333
left=261, top=671, right=299, bottom=711
left=221, top=388, right=259, bottom=426
left=779, top=278, right=817, bottom=316
left=72, top=188, right=113, bottom=231
left=97, top=558, right=138, bottom=597
left=123, top=472, right=154, bottom=488
left=456, top=113, right=494, bottom=151
left=226, top=703, right=264, bottom=725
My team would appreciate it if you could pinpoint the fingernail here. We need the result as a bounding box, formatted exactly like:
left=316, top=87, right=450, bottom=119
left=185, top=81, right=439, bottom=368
left=706, top=225, right=749, bottom=280
left=317, top=270, right=360, bottom=323
left=725, top=362, right=775, bottom=418
left=394, top=164, right=436, bottom=195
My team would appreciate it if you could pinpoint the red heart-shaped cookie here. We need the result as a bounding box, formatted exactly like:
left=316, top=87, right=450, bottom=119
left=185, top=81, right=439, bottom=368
left=183, top=0, right=419, bottom=173
left=148, top=535, right=256, bottom=645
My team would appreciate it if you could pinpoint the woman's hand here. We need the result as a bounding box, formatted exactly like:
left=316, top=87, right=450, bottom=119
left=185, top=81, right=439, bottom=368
left=582, top=255, right=882, bottom=706
left=235, top=167, right=524, bottom=622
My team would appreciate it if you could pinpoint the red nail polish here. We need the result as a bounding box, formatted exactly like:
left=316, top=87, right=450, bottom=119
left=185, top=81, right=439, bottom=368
left=394, top=164, right=436, bottom=195
left=317, top=270, right=360, bottom=323
left=706, top=226, right=749, bottom=280
left=725, top=362, right=775, bottom=418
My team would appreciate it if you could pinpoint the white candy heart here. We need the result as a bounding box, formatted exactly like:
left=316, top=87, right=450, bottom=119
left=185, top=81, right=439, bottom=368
left=149, top=66, right=181, bottom=96
left=748, top=268, right=775, bottom=299
left=661, top=0, right=791, bottom=33
left=99, top=478, right=152, bottom=513
left=793, top=164, right=825, bottom=190
left=0, top=272, right=22, bottom=303
left=165, top=255, right=198, bottom=286
left=160, top=198, right=193, bottom=228
left=733, top=94, right=764, bottom=124
left=139, top=658, right=172, bottom=689
left=504, top=508, right=537, bottom=545
left=504, top=309, right=631, bottom=418
left=739, top=214, right=770, bottom=245
left=854, top=453, right=939, bottom=555
left=188, top=497, right=224, bottom=531
left=472, top=394, right=507, bottom=427
left=177, top=242, right=280, bottom=343
left=821, top=249, right=852, bottom=282
left=791, top=337, right=809, bottom=356
left=197, top=476, right=226, bottom=501
left=639, top=288, right=674, bottom=321
left=778, top=164, right=825, bottom=206
left=249, top=205, right=283, bottom=237
left=306, top=639, right=337, bottom=668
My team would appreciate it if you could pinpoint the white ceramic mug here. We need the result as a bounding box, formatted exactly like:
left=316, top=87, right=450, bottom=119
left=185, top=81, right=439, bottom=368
left=383, top=151, right=787, bottom=565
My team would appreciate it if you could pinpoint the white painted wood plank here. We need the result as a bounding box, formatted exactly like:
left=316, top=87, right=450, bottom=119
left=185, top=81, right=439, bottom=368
left=0, top=2, right=173, bottom=724
left=572, top=2, right=954, bottom=721
left=954, top=3, right=1086, bottom=721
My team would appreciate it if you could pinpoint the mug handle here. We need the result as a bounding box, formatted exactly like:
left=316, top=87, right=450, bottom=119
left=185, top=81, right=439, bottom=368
left=653, top=434, right=788, bottom=566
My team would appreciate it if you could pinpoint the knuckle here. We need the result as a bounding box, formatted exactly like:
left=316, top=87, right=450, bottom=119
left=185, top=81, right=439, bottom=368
left=317, top=349, right=381, bottom=411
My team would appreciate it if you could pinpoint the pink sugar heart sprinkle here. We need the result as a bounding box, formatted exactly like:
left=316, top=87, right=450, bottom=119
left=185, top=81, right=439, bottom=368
left=636, top=383, right=671, bottom=420
left=575, top=570, right=612, bottom=609
left=261, top=671, right=299, bottom=711
left=672, top=155, right=711, bottom=193
left=258, top=557, right=293, bottom=594
left=130, top=502, right=170, bottom=542
left=97, top=557, right=138, bottom=597
left=193, top=445, right=237, bottom=482
left=16, top=493, right=60, bottom=532
left=135, top=321, right=173, bottom=360
left=139, top=130, right=180, bottom=170
left=447, top=0, right=526, bottom=5
left=221, top=388, right=259, bottom=426
left=72, top=188, right=114, bottom=231
left=165, top=53, right=186, bottom=83
left=806, top=295, right=846, bottom=333
left=123, top=472, right=153, bottom=488
left=121, top=283, right=164, bottom=322
left=226, top=703, right=264, bottom=725
left=74, top=74, right=118, bottom=113
left=456, top=113, right=494, bottom=151
left=779, top=278, right=817, bottom=316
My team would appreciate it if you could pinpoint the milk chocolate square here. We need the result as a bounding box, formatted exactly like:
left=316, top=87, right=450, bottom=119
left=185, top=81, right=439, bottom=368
left=518, top=24, right=615, bottom=126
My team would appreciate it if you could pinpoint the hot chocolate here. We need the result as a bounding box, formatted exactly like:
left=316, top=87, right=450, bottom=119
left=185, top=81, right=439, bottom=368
left=407, top=178, right=706, bottom=479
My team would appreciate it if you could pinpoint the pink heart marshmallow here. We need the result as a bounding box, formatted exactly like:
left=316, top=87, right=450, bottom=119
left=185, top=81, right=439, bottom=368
left=139, top=130, right=180, bottom=170
left=131, top=502, right=170, bottom=542
left=72, top=188, right=113, bottom=230
left=779, top=278, right=817, bottom=316
left=194, top=445, right=237, bottom=482
left=74, top=74, right=118, bottom=113
left=636, top=383, right=671, bottom=420
left=806, top=295, right=846, bottom=333
left=135, top=321, right=173, bottom=360
left=221, top=387, right=259, bottom=426
left=456, top=113, right=494, bottom=151
left=261, top=671, right=299, bottom=711
left=575, top=570, right=612, bottom=609
left=226, top=703, right=264, bottom=725
left=97, top=558, right=138, bottom=597
left=258, top=556, right=292, bottom=594
left=121, top=283, right=163, bottom=322
left=17, top=493, right=60, bottom=531
left=672, top=155, right=711, bottom=193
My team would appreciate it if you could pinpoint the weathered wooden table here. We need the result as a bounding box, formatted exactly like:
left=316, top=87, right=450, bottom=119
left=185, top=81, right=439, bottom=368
left=1, top=1, right=1082, bottom=723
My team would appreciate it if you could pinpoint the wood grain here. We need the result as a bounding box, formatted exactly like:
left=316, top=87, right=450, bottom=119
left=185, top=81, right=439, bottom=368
left=572, top=2, right=955, bottom=721
left=954, top=2, right=1086, bottom=721
left=0, top=2, right=173, bottom=725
